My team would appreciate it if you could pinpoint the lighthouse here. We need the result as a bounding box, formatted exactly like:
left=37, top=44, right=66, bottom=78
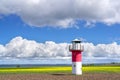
left=69, top=39, right=84, bottom=75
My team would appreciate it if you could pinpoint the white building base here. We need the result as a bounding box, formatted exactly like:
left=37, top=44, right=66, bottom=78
left=72, top=62, right=82, bottom=75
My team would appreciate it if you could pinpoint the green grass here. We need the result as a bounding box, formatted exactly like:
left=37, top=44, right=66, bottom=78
left=0, top=66, right=120, bottom=74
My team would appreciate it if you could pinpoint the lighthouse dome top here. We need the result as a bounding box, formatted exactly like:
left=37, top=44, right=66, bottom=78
left=72, top=39, right=81, bottom=43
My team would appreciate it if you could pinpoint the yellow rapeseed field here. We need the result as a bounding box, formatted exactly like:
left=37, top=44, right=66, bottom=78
left=83, top=66, right=120, bottom=73
left=0, top=66, right=120, bottom=73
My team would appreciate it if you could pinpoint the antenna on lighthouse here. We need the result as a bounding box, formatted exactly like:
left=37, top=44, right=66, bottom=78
left=69, top=39, right=84, bottom=75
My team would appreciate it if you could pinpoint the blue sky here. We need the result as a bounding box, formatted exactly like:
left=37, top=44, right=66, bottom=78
left=1, top=14, right=120, bottom=45
left=0, top=0, right=120, bottom=64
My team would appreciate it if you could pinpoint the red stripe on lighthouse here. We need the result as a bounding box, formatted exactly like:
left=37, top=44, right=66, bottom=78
left=72, top=51, right=82, bottom=62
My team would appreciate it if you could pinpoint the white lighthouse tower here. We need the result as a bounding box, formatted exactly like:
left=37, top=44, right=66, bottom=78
left=69, top=39, right=84, bottom=75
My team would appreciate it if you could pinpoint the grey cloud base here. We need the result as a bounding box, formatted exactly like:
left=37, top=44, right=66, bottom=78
left=0, top=0, right=120, bottom=28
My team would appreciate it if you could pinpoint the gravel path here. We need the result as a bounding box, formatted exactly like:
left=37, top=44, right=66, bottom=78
left=0, top=73, right=120, bottom=80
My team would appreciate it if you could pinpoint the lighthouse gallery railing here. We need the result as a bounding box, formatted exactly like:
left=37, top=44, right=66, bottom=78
left=69, top=45, right=84, bottom=51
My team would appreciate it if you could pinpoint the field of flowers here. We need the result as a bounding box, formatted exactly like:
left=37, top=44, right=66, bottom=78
left=0, top=66, right=120, bottom=73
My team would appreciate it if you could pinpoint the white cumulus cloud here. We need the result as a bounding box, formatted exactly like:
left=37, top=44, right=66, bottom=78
left=83, top=42, right=120, bottom=58
left=0, top=37, right=70, bottom=59
left=0, top=36, right=120, bottom=61
left=0, top=0, right=120, bottom=28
